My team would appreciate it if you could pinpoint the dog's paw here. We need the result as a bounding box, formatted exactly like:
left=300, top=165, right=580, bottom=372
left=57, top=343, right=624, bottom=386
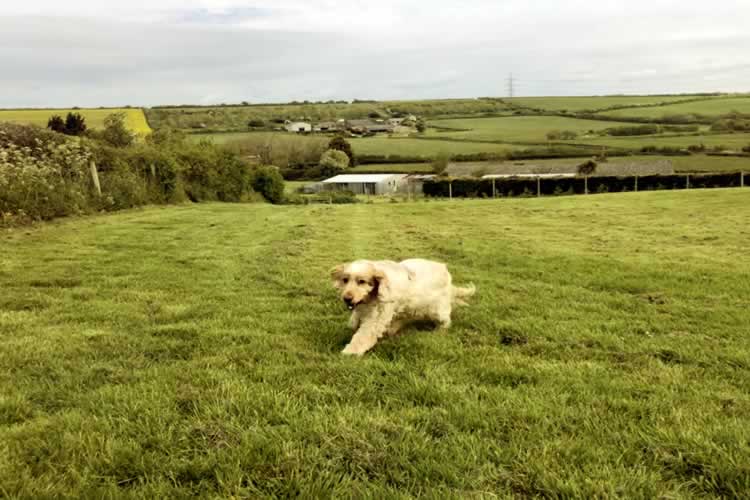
left=341, top=344, right=365, bottom=356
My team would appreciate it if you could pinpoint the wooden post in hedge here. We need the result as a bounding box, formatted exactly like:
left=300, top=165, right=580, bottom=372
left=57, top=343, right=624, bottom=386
left=686, top=174, right=690, bottom=189
left=537, top=177, right=541, bottom=197
left=89, top=160, right=101, bottom=196
left=635, top=175, right=639, bottom=192
left=492, top=178, right=496, bottom=199
left=449, top=181, right=453, bottom=200
left=741, top=171, right=745, bottom=188
left=584, top=175, right=589, bottom=195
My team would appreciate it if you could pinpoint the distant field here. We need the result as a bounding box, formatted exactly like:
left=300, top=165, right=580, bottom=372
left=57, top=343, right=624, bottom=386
left=599, top=97, right=750, bottom=119
left=147, top=99, right=512, bottom=131
left=427, top=116, right=643, bottom=143
left=186, top=131, right=277, bottom=145
left=0, top=108, right=152, bottom=134
left=445, top=155, right=749, bottom=176
left=350, top=136, right=513, bottom=158
left=347, top=155, right=749, bottom=176
left=350, top=163, right=433, bottom=173
left=584, top=132, right=750, bottom=150
left=510, top=95, right=713, bottom=112
left=669, top=155, right=750, bottom=172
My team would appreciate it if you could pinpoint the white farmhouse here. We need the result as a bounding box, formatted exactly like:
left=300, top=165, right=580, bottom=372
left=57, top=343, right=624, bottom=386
left=284, top=121, right=312, bottom=133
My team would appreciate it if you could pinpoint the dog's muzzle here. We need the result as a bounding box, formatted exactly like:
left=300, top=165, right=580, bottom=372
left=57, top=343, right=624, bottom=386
left=344, top=298, right=357, bottom=310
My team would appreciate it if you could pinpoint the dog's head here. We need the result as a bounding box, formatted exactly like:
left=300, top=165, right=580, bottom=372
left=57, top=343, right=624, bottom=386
left=330, top=261, right=389, bottom=310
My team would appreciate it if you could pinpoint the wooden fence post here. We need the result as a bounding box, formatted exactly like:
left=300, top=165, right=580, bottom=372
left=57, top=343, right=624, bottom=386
left=89, top=160, right=101, bottom=196
left=492, top=178, right=496, bottom=199
left=449, top=181, right=453, bottom=200
left=584, top=175, right=589, bottom=195
left=686, top=174, right=690, bottom=189
left=635, top=175, right=638, bottom=192
left=742, top=171, right=745, bottom=188
left=537, top=177, right=541, bottom=197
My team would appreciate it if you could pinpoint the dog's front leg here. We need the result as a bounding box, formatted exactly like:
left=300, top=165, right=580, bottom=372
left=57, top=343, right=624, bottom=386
left=348, top=310, right=361, bottom=331
left=342, top=305, right=394, bottom=356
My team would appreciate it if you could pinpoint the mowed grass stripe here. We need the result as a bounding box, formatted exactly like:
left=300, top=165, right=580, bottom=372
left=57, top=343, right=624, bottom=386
left=1, top=191, right=749, bottom=497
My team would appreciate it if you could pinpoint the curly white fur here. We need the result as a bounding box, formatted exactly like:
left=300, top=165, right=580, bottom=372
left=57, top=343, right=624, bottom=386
left=330, top=259, right=475, bottom=356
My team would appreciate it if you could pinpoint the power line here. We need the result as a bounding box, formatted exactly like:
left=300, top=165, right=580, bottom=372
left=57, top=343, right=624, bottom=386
left=507, top=73, right=515, bottom=98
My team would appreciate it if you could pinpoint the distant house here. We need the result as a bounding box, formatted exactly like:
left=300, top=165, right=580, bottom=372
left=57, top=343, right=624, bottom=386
left=285, top=121, right=312, bottom=133
left=321, top=174, right=407, bottom=195
left=313, top=121, right=342, bottom=133
left=345, top=119, right=395, bottom=135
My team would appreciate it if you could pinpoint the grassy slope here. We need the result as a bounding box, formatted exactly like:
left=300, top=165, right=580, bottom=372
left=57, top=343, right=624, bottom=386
left=351, top=163, right=433, bottom=173
left=509, top=95, right=710, bottom=111
left=669, top=155, right=750, bottom=172
left=0, top=108, right=152, bottom=134
left=600, top=97, right=750, bottom=119
left=583, top=133, right=750, bottom=150
left=427, top=116, right=649, bottom=143
left=1, top=191, right=749, bottom=497
left=350, top=137, right=512, bottom=157
left=191, top=131, right=515, bottom=158
left=351, top=156, right=750, bottom=175
left=145, top=99, right=511, bottom=130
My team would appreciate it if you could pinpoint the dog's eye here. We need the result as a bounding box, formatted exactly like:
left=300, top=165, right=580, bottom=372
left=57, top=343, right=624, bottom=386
left=358, top=279, right=367, bottom=285
left=342, top=278, right=349, bottom=284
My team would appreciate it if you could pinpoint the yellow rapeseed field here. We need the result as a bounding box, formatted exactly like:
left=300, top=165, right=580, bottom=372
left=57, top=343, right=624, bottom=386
left=0, top=108, right=152, bottom=134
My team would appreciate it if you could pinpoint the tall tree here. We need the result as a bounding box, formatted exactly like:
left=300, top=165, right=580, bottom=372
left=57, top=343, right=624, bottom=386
left=47, top=115, right=66, bottom=134
left=64, top=112, right=87, bottom=136
left=328, top=135, right=356, bottom=166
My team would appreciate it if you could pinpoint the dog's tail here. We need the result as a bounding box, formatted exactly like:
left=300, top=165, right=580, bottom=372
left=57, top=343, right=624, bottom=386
left=452, top=283, right=476, bottom=306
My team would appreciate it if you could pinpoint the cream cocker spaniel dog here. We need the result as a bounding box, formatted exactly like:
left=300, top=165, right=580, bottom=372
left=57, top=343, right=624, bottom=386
left=330, top=259, right=475, bottom=355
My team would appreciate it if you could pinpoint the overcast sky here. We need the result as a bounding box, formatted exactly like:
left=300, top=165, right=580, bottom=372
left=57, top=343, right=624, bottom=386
left=1, top=0, right=749, bottom=107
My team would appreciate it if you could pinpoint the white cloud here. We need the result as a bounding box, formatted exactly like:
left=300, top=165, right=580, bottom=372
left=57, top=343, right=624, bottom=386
left=1, top=0, right=749, bottom=106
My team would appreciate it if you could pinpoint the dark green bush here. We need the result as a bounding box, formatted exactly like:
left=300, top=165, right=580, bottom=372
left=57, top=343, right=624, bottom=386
left=250, top=166, right=285, bottom=204
left=605, top=124, right=660, bottom=136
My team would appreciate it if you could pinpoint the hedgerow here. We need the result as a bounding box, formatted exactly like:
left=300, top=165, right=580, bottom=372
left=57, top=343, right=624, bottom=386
left=0, top=122, right=265, bottom=225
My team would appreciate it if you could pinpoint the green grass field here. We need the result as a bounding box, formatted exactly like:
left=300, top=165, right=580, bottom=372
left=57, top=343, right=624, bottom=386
left=427, top=116, right=645, bottom=143
left=1, top=190, right=749, bottom=497
left=600, top=97, right=750, bottom=119
left=509, top=95, right=713, bottom=112
left=669, top=155, right=750, bottom=172
left=0, top=108, right=152, bottom=134
left=583, top=132, right=750, bottom=150
left=348, top=137, right=514, bottom=158
left=192, top=131, right=516, bottom=158
left=146, top=99, right=512, bottom=132
left=349, top=156, right=749, bottom=175
left=350, top=163, right=433, bottom=173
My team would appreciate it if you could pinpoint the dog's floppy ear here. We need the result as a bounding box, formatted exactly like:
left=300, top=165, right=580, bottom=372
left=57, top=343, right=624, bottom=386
left=330, top=264, right=345, bottom=288
left=372, top=266, right=392, bottom=301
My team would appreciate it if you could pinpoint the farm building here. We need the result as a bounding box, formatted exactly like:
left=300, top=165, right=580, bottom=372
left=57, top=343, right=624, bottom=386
left=313, top=121, right=343, bottom=132
left=345, top=120, right=395, bottom=134
left=321, top=174, right=407, bottom=195
left=285, top=121, right=312, bottom=133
